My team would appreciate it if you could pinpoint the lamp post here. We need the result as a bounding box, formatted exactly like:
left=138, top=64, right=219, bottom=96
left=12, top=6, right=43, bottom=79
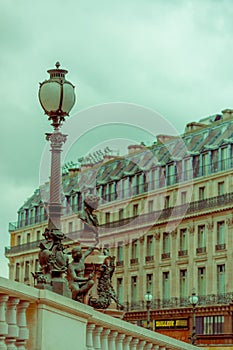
left=38, top=62, right=75, bottom=231
left=189, top=291, right=199, bottom=345
left=35, top=63, right=75, bottom=291
left=144, top=291, right=153, bottom=330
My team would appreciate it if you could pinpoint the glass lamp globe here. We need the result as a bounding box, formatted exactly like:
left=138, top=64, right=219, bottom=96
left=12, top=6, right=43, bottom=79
left=38, top=62, right=75, bottom=121
left=144, top=291, right=153, bottom=302
left=189, top=292, right=199, bottom=306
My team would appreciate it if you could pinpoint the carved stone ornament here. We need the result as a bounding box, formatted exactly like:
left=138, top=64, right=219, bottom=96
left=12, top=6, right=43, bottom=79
left=188, top=223, right=195, bottom=234
left=226, top=215, right=233, bottom=227
left=171, top=229, right=177, bottom=239
left=207, top=219, right=214, bottom=231
left=155, top=230, right=160, bottom=240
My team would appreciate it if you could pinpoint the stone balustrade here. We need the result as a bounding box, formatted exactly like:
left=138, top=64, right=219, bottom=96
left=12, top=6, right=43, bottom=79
left=0, top=277, right=200, bottom=350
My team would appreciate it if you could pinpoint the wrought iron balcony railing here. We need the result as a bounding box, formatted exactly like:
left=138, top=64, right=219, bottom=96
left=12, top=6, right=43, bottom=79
left=145, top=255, right=154, bottom=262
left=178, top=250, right=188, bottom=257
left=215, top=243, right=226, bottom=251
left=196, top=247, right=207, bottom=254
left=122, top=292, right=233, bottom=311
left=161, top=252, right=170, bottom=259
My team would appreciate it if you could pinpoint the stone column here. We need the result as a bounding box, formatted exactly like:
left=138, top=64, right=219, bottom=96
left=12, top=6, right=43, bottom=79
left=86, top=324, right=95, bottom=350
left=16, top=301, right=29, bottom=350
left=144, top=344, right=152, bottom=350
left=123, top=335, right=132, bottom=350
left=108, top=331, right=118, bottom=350
left=0, top=295, right=9, bottom=350
left=116, top=334, right=125, bottom=350
left=93, top=326, right=103, bottom=350
left=101, top=329, right=110, bottom=350
left=5, top=298, right=19, bottom=350
left=130, top=338, right=139, bottom=350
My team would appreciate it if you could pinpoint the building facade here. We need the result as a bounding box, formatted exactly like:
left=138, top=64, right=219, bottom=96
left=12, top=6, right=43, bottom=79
left=5, top=109, right=233, bottom=347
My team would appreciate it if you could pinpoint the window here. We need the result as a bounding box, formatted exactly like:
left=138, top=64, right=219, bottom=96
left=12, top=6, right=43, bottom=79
left=27, top=233, right=30, bottom=244
left=199, top=187, right=205, bottom=200
left=117, top=278, right=123, bottom=304
left=197, top=225, right=206, bottom=253
left=211, top=150, right=219, bottom=172
left=36, top=230, right=41, bottom=241
left=117, top=241, right=123, bottom=262
left=15, top=263, right=20, bottom=281
left=105, top=212, right=110, bottom=223
left=181, top=191, right=187, bottom=204
left=198, top=267, right=206, bottom=296
left=180, top=229, right=187, bottom=254
left=202, top=153, right=209, bottom=175
left=184, top=158, right=192, bottom=180
left=17, top=235, right=21, bottom=246
left=218, top=182, right=224, bottom=196
left=193, top=155, right=200, bottom=178
left=35, top=259, right=40, bottom=273
left=24, top=261, right=30, bottom=282
left=216, top=221, right=225, bottom=249
left=133, top=204, right=138, bottom=216
left=131, top=276, right=138, bottom=304
left=164, top=196, right=170, bottom=209
left=146, top=235, right=154, bottom=257
left=196, top=316, right=224, bottom=334
left=180, top=270, right=187, bottom=299
left=167, top=163, right=176, bottom=185
left=148, top=200, right=153, bottom=213
left=163, top=272, right=170, bottom=300
left=146, top=274, right=153, bottom=294
left=220, top=147, right=227, bottom=170
left=163, top=232, right=170, bottom=254
left=119, top=208, right=124, bottom=220
left=217, top=264, right=225, bottom=295
left=68, top=221, right=73, bottom=232
left=131, top=240, right=138, bottom=259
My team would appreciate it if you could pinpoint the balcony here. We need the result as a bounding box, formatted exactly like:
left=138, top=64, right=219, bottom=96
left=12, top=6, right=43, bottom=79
left=178, top=250, right=188, bottom=257
left=116, top=260, right=124, bottom=267
left=145, top=255, right=154, bottom=263
left=130, top=258, right=139, bottom=265
left=196, top=247, right=207, bottom=254
left=102, top=192, right=233, bottom=231
left=161, top=252, right=170, bottom=260
left=215, top=243, right=226, bottom=251
left=122, top=292, right=233, bottom=311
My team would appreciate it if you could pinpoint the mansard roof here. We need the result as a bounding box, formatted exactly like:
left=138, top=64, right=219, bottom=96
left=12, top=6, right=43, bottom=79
left=18, top=113, right=233, bottom=212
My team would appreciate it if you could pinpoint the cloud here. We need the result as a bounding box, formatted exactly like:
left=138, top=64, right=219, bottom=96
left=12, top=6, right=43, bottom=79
left=1, top=0, right=233, bottom=276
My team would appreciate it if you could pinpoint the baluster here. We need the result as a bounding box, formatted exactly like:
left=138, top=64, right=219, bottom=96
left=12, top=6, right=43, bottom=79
left=144, top=344, right=152, bottom=350
left=116, top=334, right=125, bottom=350
left=86, top=324, right=95, bottom=350
left=0, top=295, right=9, bottom=350
left=137, top=340, right=146, bottom=350
left=130, top=338, right=139, bottom=350
left=16, top=301, right=29, bottom=350
left=93, top=326, right=103, bottom=350
left=101, top=329, right=110, bottom=350
left=123, top=335, right=132, bottom=350
left=108, top=331, right=118, bottom=350
left=5, top=298, right=19, bottom=350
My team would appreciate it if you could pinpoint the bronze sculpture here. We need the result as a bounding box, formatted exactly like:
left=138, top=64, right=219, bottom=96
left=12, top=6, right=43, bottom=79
left=67, top=245, right=95, bottom=302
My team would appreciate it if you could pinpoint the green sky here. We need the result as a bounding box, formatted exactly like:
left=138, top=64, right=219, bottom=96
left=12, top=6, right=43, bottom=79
left=1, top=0, right=233, bottom=277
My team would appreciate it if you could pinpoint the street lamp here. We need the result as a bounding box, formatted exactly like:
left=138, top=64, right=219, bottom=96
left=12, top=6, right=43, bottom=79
left=144, top=291, right=153, bottom=329
left=38, top=62, right=75, bottom=230
left=189, top=291, right=199, bottom=345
